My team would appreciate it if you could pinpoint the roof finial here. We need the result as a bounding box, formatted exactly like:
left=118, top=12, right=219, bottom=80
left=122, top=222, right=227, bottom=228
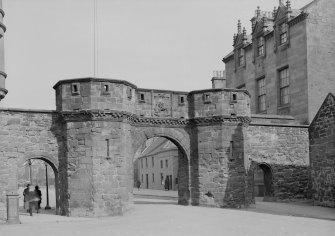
left=237, top=20, right=241, bottom=34
left=233, top=33, right=236, bottom=43
left=243, top=27, right=246, bottom=36
left=273, top=6, right=277, bottom=18
left=286, top=0, right=291, bottom=10
left=256, top=6, right=261, bottom=17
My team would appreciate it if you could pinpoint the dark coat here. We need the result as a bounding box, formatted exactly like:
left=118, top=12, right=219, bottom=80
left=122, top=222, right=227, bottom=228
left=36, top=189, right=42, bottom=199
left=23, top=188, right=29, bottom=202
left=164, top=177, right=170, bottom=190
left=25, top=190, right=40, bottom=202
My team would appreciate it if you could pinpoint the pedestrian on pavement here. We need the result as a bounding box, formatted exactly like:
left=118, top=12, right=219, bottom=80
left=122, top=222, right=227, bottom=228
left=137, top=180, right=141, bottom=191
left=35, top=185, right=42, bottom=210
left=164, top=176, right=170, bottom=191
left=25, top=185, right=40, bottom=216
left=23, top=183, right=30, bottom=212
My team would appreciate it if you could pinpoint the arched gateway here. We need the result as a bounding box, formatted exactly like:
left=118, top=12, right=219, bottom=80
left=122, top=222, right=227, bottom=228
left=52, top=78, right=252, bottom=216
left=0, top=77, right=311, bottom=219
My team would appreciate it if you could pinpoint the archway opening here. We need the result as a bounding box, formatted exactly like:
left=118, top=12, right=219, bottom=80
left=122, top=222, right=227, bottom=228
left=132, top=136, right=190, bottom=205
left=254, top=163, right=274, bottom=201
left=18, top=158, right=58, bottom=215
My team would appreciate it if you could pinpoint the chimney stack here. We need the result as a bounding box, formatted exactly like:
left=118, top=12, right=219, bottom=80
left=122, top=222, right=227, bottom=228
left=211, top=71, right=226, bottom=89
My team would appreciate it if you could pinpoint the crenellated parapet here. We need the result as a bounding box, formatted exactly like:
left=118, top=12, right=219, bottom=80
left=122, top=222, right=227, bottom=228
left=0, top=0, right=7, bottom=101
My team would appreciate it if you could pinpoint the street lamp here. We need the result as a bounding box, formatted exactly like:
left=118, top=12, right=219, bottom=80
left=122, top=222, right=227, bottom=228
left=45, top=163, right=51, bottom=210
left=28, top=159, right=32, bottom=184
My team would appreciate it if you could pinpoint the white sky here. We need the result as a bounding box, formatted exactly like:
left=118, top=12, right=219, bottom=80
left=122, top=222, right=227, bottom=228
left=2, top=0, right=311, bottom=110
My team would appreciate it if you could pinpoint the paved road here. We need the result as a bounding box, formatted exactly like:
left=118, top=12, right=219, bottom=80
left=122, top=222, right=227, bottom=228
left=1, top=190, right=334, bottom=236
left=1, top=199, right=335, bottom=236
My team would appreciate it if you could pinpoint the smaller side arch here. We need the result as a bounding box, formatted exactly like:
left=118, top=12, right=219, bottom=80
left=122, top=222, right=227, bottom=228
left=252, top=162, right=274, bottom=201
left=17, top=154, right=60, bottom=214
left=18, top=155, right=59, bottom=173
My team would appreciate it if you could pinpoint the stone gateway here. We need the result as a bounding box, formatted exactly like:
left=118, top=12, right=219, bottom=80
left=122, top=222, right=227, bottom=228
left=0, top=77, right=310, bottom=219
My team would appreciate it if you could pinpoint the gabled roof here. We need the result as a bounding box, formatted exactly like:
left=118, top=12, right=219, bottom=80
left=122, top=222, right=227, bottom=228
left=253, top=21, right=264, bottom=34
left=234, top=33, right=244, bottom=46
left=139, top=137, right=177, bottom=158
left=310, top=93, right=335, bottom=126
left=274, top=1, right=287, bottom=21
left=301, top=0, right=317, bottom=11
left=223, top=51, right=234, bottom=62
left=234, top=34, right=252, bottom=47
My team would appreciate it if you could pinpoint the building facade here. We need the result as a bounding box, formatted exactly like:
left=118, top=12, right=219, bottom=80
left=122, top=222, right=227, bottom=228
left=0, top=1, right=323, bottom=221
left=223, top=0, right=335, bottom=124
left=136, top=138, right=178, bottom=191
left=0, top=77, right=311, bottom=219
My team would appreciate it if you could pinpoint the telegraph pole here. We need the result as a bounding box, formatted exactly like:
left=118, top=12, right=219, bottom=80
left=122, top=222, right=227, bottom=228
left=93, top=0, right=98, bottom=78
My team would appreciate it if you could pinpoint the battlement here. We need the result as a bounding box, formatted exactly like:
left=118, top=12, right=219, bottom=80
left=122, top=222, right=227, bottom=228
left=54, top=78, right=251, bottom=119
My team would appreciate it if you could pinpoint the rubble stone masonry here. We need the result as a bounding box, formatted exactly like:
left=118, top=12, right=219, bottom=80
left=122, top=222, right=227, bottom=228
left=0, top=78, right=311, bottom=219
left=309, top=93, right=335, bottom=207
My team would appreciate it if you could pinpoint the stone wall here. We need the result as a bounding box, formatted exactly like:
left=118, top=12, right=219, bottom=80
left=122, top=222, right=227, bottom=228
left=0, top=109, right=60, bottom=220
left=190, top=89, right=250, bottom=117
left=192, top=123, right=249, bottom=208
left=0, top=78, right=314, bottom=219
left=245, top=116, right=310, bottom=200
left=309, top=93, right=335, bottom=207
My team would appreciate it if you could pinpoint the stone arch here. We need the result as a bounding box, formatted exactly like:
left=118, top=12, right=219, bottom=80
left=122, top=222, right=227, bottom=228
left=132, top=127, right=190, bottom=161
left=18, top=154, right=60, bottom=214
left=18, top=154, right=59, bottom=174
left=253, top=162, right=274, bottom=200
left=131, top=126, right=191, bottom=205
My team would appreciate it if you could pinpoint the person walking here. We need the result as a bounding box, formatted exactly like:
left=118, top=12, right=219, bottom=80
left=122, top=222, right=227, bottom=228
left=164, top=176, right=170, bottom=191
left=23, top=184, right=30, bottom=212
left=25, top=185, right=40, bottom=216
left=136, top=180, right=141, bottom=191
left=35, top=186, right=42, bottom=210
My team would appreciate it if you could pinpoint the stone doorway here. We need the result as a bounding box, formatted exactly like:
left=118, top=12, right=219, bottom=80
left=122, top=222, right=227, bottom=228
left=254, top=163, right=274, bottom=201
left=132, top=136, right=190, bottom=205
left=18, top=158, right=59, bottom=215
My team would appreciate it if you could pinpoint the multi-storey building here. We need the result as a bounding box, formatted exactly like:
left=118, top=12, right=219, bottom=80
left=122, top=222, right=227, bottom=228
left=223, top=0, right=335, bottom=124
left=136, top=138, right=178, bottom=191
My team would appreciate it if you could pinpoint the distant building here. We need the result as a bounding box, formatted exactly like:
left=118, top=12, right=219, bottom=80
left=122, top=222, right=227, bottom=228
left=223, top=0, right=335, bottom=124
left=136, top=138, right=178, bottom=191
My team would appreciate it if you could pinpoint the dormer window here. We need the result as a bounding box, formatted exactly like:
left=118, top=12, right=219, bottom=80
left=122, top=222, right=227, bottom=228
left=257, top=37, right=264, bottom=56
left=279, top=23, right=288, bottom=45
left=238, top=48, right=244, bottom=66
